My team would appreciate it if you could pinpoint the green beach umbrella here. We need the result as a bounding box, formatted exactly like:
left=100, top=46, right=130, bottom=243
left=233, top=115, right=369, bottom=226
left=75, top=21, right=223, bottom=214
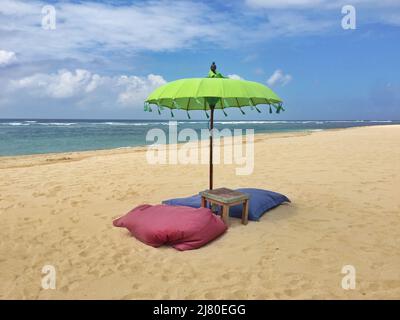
left=145, top=63, right=284, bottom=190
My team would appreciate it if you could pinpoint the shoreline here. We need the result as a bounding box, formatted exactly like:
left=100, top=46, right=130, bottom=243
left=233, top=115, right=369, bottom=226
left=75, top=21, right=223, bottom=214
left=1, top=124, right=399, bottom=169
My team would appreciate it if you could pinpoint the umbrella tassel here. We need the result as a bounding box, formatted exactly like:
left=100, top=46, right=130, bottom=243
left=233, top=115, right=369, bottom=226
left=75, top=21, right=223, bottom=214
left=144, top=102, right=148, bottom=112
left=170, top=110, right=174, bottom=118
left=239, top=107, right=246, bottom=115
left=186, top=111, right=191, bottom=119
left=205, top=111, right=209, bottom=119
left=219, top=97, right=227, bottom=117
left=173, top=100, right=180, bottom=109
left=157, top=107, right=161, bottom=115
left=220, top=98, right=228, bottom=117
left=255, top=106, right=261, bottom=113
left=269, top=105, right=273, bottom=114
left=249, top=99, right=254, bottom=111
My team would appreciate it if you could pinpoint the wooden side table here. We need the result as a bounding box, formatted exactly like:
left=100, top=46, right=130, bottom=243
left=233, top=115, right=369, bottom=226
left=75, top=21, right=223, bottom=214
left=200, top=188, right=249, bottom=226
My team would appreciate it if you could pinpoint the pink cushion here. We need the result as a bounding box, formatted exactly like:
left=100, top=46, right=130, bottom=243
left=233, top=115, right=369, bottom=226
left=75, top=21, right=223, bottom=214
left=113, top=204, right=227, bottom=250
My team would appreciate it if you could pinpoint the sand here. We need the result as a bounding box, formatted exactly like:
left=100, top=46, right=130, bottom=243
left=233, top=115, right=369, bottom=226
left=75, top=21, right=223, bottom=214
left=0, top=125, right=399, bottom=299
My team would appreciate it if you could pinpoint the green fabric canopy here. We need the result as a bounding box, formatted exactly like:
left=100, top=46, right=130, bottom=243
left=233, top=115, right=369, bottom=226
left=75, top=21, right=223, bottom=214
left=145, top=77, right=283, bottom=115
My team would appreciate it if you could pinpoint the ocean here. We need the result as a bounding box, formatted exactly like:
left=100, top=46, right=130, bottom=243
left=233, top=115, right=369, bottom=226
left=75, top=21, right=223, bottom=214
left=0, top=119, right=397, bottom=156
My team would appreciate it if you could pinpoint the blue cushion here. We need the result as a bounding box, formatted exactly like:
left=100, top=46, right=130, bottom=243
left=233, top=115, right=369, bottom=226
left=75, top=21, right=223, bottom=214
left=162, top=188, right=290, bottom=221
left=162, top=194, right=203, bottom=209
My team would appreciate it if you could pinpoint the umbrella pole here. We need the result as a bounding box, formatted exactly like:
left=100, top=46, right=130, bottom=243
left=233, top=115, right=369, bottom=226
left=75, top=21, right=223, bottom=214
left=209, top=105, right=214, bottom=190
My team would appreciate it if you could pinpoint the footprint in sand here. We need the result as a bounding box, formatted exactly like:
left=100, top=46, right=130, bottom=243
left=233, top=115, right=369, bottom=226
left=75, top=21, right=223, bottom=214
left=79, top=250, right=89, bottom=258
left=69, top=216, right=80, bottom=224
left=48, top=186, right=63, bottom=196
left=51, top=209, right=61, bottom=215
left=70, top=201, right=80, bottom=207
left=32, top=191, right=46, bottom=197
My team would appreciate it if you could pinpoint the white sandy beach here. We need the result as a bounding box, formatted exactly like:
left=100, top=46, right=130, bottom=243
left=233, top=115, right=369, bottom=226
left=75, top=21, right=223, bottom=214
left=0, top=125, right=399, bottom=299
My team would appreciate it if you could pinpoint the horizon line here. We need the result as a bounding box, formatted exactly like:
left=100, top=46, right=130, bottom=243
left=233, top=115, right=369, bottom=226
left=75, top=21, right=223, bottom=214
left=0, top=118, right=399, bottom=122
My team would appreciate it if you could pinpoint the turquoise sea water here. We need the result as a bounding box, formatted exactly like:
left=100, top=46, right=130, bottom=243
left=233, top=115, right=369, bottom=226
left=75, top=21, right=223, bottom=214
left=0, top=119, right=398, bottom=156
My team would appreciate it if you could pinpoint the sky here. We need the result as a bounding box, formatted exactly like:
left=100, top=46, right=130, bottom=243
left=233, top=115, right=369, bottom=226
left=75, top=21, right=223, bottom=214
left=0, top=0, right=399, bottom=120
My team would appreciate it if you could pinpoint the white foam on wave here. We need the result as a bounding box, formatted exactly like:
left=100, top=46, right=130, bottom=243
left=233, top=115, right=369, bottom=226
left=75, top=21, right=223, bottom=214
left=214, top=120, right=327, bottom=125
left=8, top=122, right=23, bottom=126
left=101, top=121, right=170, bottom=126
left=214, top=121, right=290, bottom=124
left=38, top=122, right=77, bottom=126
left=178, top=121, right=208, bottom=124
left=323, top=120, right=392, bottom=124
left=297, top=121, right=324, bottom=124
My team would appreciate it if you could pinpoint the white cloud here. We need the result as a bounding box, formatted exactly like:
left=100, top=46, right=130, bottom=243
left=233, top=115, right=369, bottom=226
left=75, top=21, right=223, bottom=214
left=0, top=0, right=240, bottom=63
left=11, top=69, right=93, bottom=98
left=246, top=0, right=400, bottom=10
left=245, top=0, right=400, bottom=28
left=262, top=12, right=334, bottom=36
left=267, top=69, right=292, bottom=87
left=246, top=0, right=325, bottom=9
left=0, top=50, right=17, bottom=66
left=1, top=0, right=400, bottom=67
left=227, top=74, right=244, bottom=80
left=378, top=11, right=400, bottom=26
left=9, top=69, right=166, bottom=108
left=117, top=74, right=167, bottom=106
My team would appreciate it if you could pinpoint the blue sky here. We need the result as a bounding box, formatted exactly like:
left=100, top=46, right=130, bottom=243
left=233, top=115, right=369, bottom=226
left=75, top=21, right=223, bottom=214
left=0, top=0, right=399, bottom=120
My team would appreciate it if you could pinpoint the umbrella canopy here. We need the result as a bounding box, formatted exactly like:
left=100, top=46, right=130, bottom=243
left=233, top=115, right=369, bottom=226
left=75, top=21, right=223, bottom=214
left=145, top=77, right=283, bottom=116
left=145, top=67, right=284, bottom=190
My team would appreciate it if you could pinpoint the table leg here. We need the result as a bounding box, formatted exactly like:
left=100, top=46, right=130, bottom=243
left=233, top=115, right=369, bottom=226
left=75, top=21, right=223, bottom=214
left=201, top=196, right=206, bottom=208
left=242, top=199, right=249, bottom=225
left=222, top=205, right=229, bottom=226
